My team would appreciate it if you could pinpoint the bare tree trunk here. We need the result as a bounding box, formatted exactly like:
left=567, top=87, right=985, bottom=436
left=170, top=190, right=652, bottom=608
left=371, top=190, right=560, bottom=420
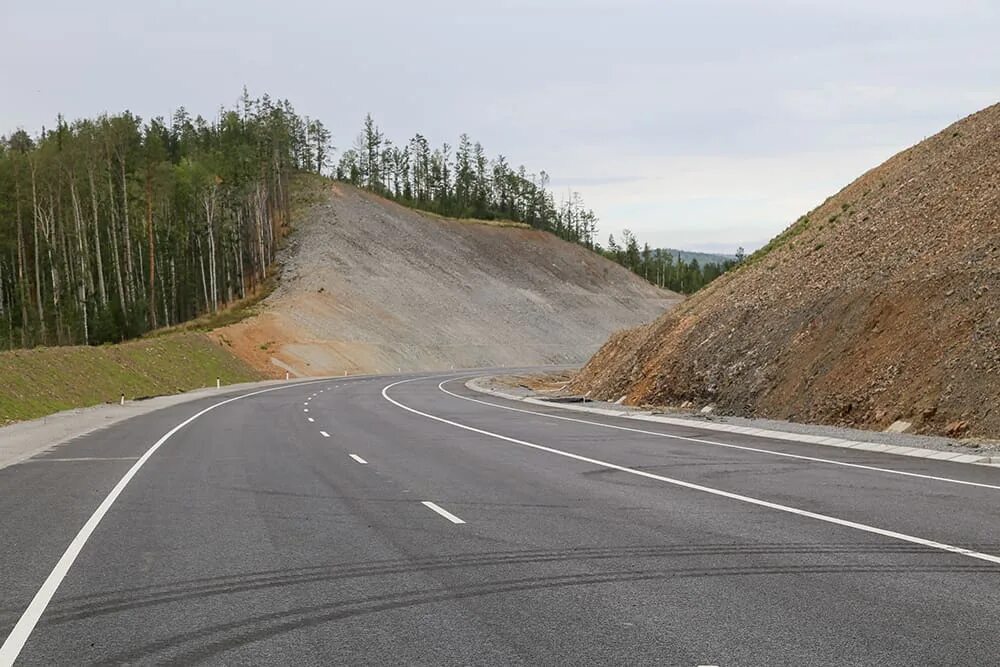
left=235, top=209, right=246, bottom=299
left=204, top=188, right=218, bottom=312
left=88, top=166, right=108, bottom=306
left=120, top=160, right=135, bottom=303
left=14, top=170, right=29, bottom=346
left=157, top=248, right=169, bottom=326
left=70, top=180, right=90, bottom=343
left=146, top=167, right=157, bottom=328
left=170, top=257, right=177, bottom=324
left=29, top=159, right=45, bottom=341
left=40, top=197, right=62, bottom=343
left=196, top=235, right=210, bottom=312
left=106, top=167, right=127, bottom=317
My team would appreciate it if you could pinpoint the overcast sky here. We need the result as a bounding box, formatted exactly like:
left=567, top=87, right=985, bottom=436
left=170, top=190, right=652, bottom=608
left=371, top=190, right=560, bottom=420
left=3, top=1, right=998, bottom=253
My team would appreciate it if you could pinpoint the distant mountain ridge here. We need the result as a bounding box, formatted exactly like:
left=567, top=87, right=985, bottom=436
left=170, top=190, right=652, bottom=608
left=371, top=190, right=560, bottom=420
left=656, top=248, right=736, bottom=265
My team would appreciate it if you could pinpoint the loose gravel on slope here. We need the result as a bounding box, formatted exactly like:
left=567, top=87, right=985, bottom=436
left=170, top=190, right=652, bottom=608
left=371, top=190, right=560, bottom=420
left=215, top=184, right=680, bottom=376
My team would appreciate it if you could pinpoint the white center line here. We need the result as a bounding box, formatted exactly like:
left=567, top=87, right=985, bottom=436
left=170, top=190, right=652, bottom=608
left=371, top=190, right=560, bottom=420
left=320, top=431, right=330, bottom=438
left=349, top=454, right=368, bottom=464
left=303, top=409, right=309, bottom=413
left=379, top=378, right=1000, bottom=566
left=307, top=417, right=315, bottom=423
left=421, top=501, right=466, bottom=524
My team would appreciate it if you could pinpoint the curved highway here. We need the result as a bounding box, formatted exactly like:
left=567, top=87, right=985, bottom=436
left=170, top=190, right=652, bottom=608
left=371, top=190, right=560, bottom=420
left=2, top=371, right=1000, bottom=665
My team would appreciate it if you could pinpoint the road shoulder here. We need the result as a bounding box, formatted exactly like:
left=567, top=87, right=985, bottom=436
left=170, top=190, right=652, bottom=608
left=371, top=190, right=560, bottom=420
left=0, top=379, right=294, bottom=470
left=466, top=376, right=997, bottom=467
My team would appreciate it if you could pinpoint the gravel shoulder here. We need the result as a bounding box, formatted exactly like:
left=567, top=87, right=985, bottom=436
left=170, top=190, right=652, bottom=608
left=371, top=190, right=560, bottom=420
left=477, top=373, right=1000, bottom=461
left=0, top=378, right=298, bottom=471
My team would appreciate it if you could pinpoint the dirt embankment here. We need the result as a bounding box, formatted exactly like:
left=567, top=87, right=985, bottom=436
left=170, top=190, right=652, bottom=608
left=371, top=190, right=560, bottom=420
left=574, top=103, right=1000, bottom=439
left=214, top=184, right=680, bottom=376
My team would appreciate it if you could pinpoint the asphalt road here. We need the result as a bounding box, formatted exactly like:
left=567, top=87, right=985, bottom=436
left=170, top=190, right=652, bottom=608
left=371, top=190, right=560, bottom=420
left=2, top=371, right=1000, bottom=665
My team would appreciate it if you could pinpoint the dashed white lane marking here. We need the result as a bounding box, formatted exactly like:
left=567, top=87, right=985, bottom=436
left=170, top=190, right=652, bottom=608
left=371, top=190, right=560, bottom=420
left=308, top=417, right=315, bottom=423
left=320, top=431, right=330, bottom=438
left=438, top=381, right=1000, bottom=492
left=421, top=501, right=466, bottom=524
left=303, top=409, right=309, bottom=413
left=380, top=378, right=1000, bottom=566
left=0, top=378, right=331, bottom=664
left=349, top=454, right=368, bottom=464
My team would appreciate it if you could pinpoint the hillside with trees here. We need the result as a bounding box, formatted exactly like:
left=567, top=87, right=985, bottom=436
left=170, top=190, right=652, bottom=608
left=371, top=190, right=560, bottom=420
left=601, top=234, right=743, bottom=294
left=337, top=115, right=600, bottom=249
left=213, top=180, right=680, bottom=377
left=0, top=92, right=330, bottom=349
left=337, top=115, right=740, bottom=295
left=0, top=99, right=738, bottom=353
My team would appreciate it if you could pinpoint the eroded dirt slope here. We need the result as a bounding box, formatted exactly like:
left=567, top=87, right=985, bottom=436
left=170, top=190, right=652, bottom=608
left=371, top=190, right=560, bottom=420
left=215, top=184, right=679, bottom=376
left=574, top=103, right=1000, bottom=438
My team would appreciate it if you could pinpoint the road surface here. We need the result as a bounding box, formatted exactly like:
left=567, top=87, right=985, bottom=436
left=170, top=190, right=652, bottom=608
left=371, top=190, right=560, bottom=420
left=2, top=371, right=1000, bottom=665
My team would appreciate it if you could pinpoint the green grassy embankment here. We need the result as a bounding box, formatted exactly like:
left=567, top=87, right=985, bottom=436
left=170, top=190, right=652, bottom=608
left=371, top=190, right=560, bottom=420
left=0, top=333, right=264, bottom=425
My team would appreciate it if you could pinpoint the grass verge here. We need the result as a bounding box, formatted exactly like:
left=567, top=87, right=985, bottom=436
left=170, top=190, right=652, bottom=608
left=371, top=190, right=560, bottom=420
left=0, top=333, right=264, bottom=425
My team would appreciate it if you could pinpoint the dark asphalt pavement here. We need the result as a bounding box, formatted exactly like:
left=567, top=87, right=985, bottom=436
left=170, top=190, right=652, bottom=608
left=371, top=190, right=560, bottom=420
left=2, top=371, right=1000, bottom=665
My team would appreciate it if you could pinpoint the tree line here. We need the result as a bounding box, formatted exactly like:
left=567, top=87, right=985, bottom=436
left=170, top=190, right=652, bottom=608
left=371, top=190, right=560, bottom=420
left=603, top=230, right=744, bottom=294
left=337, top=114, right=741, bottom=294
left=336, top=115, right=600, bottom=248
left=0, top=98, right=738, bottom=351
left=0, top=91, right=331, bottom=349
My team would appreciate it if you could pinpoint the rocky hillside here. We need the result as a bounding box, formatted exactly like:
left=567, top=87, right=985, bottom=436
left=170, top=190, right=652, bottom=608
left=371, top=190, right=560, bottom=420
left=574, top=103, right=1000, bottom=438
left=215, top=183, right=679, bottom=376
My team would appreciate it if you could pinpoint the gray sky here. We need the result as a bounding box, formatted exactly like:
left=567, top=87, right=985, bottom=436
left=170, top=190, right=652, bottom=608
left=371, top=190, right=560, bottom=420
left=3, top=1, right=998, bottom=253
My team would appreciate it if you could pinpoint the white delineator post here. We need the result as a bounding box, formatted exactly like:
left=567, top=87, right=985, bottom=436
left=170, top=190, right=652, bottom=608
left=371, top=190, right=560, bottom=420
left=120, top=393, right=124, bottom=406
left=285, top=371, right=289, bottom=381
left=216, top=377, right=221, bottom=389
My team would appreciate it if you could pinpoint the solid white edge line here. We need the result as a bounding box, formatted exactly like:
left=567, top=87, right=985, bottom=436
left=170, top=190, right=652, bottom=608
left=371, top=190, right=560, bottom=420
left=320, top=431, right=330, bottom=438
left=421, top=501, right=466, bottom=524
left=349, top=454, right=368, bottom=464
left=379, top=377, right=1000, bottom=566
left=0, top=378, right=331, bottom=664
left=442, top=380, right=1000, bottom=492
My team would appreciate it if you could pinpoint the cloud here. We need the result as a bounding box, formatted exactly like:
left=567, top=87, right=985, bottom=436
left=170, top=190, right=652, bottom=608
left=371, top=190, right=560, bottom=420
left=2, top=0, right=998, bottom=253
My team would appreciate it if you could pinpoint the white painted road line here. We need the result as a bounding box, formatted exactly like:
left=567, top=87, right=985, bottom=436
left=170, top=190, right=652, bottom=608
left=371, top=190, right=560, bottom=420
left=442, top=380, right=1000, bottom=492
left=303, top=409, right=309, bottom=413
left=349, top=454, right=368, bottom=464
left=381, top=378, right=1000, bottom=566
left=0, top=378, right=331, bottom=665
left=308, top=417, right=315, bottom=423
left=421, top=501, right=466, bottom=524
left=320, top=431, right=330, bottom=438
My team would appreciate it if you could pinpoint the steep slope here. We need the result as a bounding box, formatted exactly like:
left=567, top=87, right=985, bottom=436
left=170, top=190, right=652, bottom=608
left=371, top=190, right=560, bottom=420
left=574, top=103, right=1000, bottom=438
left=215, top=183, right=680, bottom=376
